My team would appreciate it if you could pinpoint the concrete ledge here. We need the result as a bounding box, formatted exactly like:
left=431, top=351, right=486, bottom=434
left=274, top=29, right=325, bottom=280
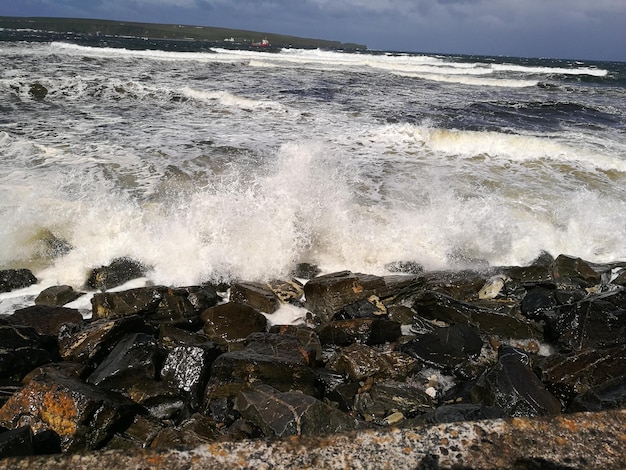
left=3, top=409, right=625, bottom=469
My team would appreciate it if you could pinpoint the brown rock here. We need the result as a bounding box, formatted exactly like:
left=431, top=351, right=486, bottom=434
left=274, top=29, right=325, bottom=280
left=316, top=318, right=401, bottom=346
left=35, top=285, right=84, bottom=307
left=303, top=271, right=386, bottom=323
left=0, top=370, right=138, bottom=452
left=230, top=282, right=280, bottom=313
left=10, top=305, right=83, bottom=336
left=201, top=302, right=267, bottom=344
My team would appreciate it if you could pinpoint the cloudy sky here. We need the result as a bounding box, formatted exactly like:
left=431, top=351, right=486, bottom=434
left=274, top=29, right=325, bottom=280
left=3, top=0, right=625, bottom=61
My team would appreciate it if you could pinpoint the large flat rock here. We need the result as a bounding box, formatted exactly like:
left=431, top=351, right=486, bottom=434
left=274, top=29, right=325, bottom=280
left=2, top=409, right=624, bottom=469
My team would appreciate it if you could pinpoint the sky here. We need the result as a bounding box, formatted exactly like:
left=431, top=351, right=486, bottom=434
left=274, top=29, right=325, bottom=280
left=2, top=0, right=625, bottom=61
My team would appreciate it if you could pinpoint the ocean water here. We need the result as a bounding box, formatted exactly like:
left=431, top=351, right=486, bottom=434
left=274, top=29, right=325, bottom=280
left=1, top=35, right=625, bottom=315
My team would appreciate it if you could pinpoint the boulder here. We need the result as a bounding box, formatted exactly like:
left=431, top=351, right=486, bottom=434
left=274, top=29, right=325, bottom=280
left=0, top=425, right=34, bottom=458
left=267, top=279, right=304, bottom=305
left=161, top=343, right=222, bottom=410
left=551, top=254, right=605, bottom=289
left=28, top=83, right=48, bottom=100
left=303, top=271, right=386, bottom=323
left=92, top=285, right=217, bottom=325
left=10, top=305, right=83, bottom=336
left=0, top=324, right=54, bottom=380
left=399, top=323, right=483, bottom=371
left=86, top=333, right=161, bottom=393
left=471, top=345, right=561, bottom=418
left=234, top=384, right=359, bottom=438
left=0, top=370, right=139, bottom=452
left=150, top=413, right=222, bottom=448
left=201, top=302, right=267, bottom=345
left=204, top=332, right=317, bottom=403
left=86, top=257, right=147, bottom=291
left=336, top=295, right=387, bottom=319
left=230, top=282, right=280, bottom=313
left=0, top=268, right=37, bottom=293
left=354, top=382, right=434, bottom=421
left=58, top=315, right=147, bottom=365
left=316, top=318, right=401, bottom=346
left=35, top=285, right=84, bottom=307
left=329, top=343, right=420, bottom=382
left=546, top=290, right=626, bottom=351
left=412, top=290, right=541, bottom=339
left=536, top=344, right=626, bottom=408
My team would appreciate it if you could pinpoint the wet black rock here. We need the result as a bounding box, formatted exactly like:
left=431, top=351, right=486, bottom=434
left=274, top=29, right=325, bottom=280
left=204, top=332, right=317, bottom=404
left=417, top=403, right=506, bottom=424
left=0, top=324, right=54, bottom=380
left=329, top=343, right=420, bottom=382
left=201, top=302, right=268, bottom=345
left=58, top=315, right=147, bottom=365
left=150, top=413, right=222, bottom=448
left=87, top=333, right=161, bottom=393
left=550, top=254, right=606, bottom=289
left=92, top=285, right=218, bottom=326
left=35, top=286, right=84, bottom=307
left=28, top=82, right=48, bottom=100
left=304, top=271, right=387, bottom=323
left=545, top=290, right=626, bottom=352
left=316, top=318, right=401, bottom=346
left=86, top=257, right=147, bottom=291
left=0, top=425, right=34, bottom=458
left=399, top=323, right=483, bottom=371
left=354, top=381, right=434, bottom=421
left=161, top=343, right=222, bottom=410
left=471, top=345, right=561, bottom=417
left=536, top=344, right=626, bottom=409
left=0, top=369, right=140, bottom=452
left=230, top=282, right=280, bottom=313
left=0, top=269, right=37, bottom=293
left=335, top=295, right=387, bottom=319
left=413, top=290, right=541, bottom=339
left=235, top=384, right=360, bottom=438
left=9, top=305, right=83, bottom=336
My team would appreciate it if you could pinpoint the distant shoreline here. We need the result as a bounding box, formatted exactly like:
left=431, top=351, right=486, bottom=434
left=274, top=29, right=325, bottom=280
left=0, top=16, right=367, bottom=51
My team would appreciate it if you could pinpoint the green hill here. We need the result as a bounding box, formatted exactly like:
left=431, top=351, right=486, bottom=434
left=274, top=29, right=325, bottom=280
left=0, top=16, right=366, bottom=50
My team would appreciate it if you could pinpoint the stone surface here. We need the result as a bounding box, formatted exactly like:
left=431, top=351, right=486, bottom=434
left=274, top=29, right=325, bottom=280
left=316, top=318, right=401, bottom=346
left=204, top=333, right=317, bottom=402
left=303, top=271, right=386, bottom=323
left=201, top=302, right=267, bottom=344
left=536, top=344, right=626, bottom=408
left=0, top=426, right=34, bottom=458
left=0, top=269, right=37, bottom=293
left=471, top=345, right=561, bottom=417
left=9, top=305, right=83, bottom=336
left=86, top=257, right=147, bottom=291
left=551, top=254, right=605, bottom=289
left=35, top=285, right=84, bottom=307
left=92, top=285, right=216, bottom=325
left=2, top=410, right=624, bottom=469
left=230, top=282, right=280, bottom=313
left=86, top=333, right=160, bottom=393
left=399, top=323, right=482, bottom=371
left=413, top=290, right=541, bottom=339
left=58, top=315, right=146, bottom=365
left=546, top=290, right=626, bottom=352
left=234, top=384, right=359, bottom=438
left=161, top=343, right=221, bottom=410
left=0, top=370, right=139, bottom=452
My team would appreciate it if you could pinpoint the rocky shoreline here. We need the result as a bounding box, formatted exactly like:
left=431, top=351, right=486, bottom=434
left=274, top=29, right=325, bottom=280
left=1, top=252, right=625, bottom=467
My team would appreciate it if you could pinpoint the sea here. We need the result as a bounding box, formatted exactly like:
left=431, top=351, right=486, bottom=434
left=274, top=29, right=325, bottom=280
left=1, top=32, right=625, bottom=317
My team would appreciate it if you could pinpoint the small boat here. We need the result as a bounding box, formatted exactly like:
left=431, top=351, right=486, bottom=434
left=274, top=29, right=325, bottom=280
left=251, top=38, right=270, bottom=47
